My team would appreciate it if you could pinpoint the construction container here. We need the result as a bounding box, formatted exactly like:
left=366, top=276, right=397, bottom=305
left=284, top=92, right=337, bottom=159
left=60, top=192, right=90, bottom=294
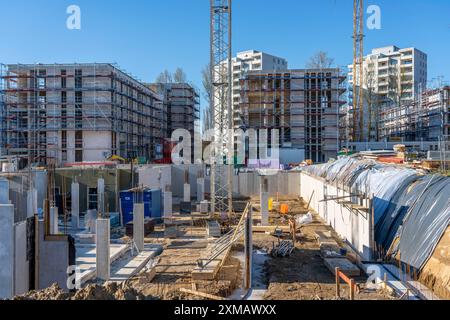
left=120, top=189, right=162, bottom=224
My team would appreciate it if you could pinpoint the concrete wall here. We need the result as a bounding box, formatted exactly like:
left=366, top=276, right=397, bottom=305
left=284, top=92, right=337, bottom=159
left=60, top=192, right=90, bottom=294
left=83, top=131, right=112, bottom=161
left=238, top=171, right=301, bottom=197
left=300, top=172, right=372, bottom=260
left=14, top=221, right=29, bottom=296
left=0, top=204, right=14, bottom=298
left=38, top=221, right=72, bottom=291
left=138, top=165, right=171, bottom=190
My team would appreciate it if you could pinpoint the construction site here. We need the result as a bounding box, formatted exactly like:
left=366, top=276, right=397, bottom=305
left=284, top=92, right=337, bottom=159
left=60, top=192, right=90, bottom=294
left=0, top=0, right=449, bottom=304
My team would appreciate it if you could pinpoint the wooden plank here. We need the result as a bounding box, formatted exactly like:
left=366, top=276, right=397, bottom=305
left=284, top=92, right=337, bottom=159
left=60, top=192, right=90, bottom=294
left=179, top=288, right=227, bottom=300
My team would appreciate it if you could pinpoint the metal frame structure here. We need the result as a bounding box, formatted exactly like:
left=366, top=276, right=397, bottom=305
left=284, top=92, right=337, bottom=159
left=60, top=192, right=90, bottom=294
left=0, top=63, right=164, bottom=166
left=353, top=0, right=364, bottom=142
left=210, top=0, right=233, bottom=215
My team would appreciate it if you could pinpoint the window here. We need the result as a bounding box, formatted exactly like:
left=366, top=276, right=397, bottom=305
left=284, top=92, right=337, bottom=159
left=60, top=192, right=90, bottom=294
left=75, top=69, right=82, bottom=88
left=61, top=131, right=67, bottom=148
left=75, top=150, right=83, bottom=163
left=75, top=91, right=82, bottom=103
left=88, top=188, right=98, bottom=210
left=61, top=69, right=67, bottom=88
left=61, top=91, right=67, bottom=103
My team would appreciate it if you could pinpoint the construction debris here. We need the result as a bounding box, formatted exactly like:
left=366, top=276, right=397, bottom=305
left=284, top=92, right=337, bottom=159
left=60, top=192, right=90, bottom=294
left=271, top=240, right=295, bottom=258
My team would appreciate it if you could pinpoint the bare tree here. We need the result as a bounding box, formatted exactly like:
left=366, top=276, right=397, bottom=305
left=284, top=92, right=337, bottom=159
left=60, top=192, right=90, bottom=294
left=174, top=67, right=187, bottom=83
left=306, top=51, right=335, bottom=69
left=155, top=69, right=173, bottom=84
left=364, top=61, right=377, bottom=141
left=201, top=64, right=213, bottom=131
left=201, top=64, right=212, bottom=104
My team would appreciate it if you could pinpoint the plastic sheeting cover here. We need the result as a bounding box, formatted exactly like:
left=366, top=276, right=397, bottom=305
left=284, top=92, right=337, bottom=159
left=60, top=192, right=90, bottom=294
left=304, top=157, right=450, bottom=270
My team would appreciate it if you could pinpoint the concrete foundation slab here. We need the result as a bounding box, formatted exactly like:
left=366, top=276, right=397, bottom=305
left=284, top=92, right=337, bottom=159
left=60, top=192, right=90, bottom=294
left=110, top=244, right=162, bottom=282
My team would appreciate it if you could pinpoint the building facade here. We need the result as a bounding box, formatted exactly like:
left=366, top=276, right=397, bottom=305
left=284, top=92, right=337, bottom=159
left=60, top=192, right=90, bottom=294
left=240, top=69, right=346, bottom=163
left=346, top=46, right=428, bottom=142
left=149, top=82, right=200, bottom=162
left=0, top=63, right=164, bottom=166
left=380, top=86, right=450, bottom=143
left=231, top=50, right=288, bottom=128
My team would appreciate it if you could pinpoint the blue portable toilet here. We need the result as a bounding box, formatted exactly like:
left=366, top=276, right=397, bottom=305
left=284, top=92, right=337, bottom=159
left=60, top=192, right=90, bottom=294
left=120, top=189, right=163, bottom=224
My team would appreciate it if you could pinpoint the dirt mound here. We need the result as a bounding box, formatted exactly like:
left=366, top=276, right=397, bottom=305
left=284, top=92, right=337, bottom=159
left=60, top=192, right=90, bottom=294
left=14, top=282, right=157, bottom=301
left=14, top=284, right=70, bottom=301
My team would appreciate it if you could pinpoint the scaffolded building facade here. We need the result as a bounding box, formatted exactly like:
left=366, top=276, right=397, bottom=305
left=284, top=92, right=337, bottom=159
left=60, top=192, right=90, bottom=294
left=379, top=86, right=450, bottom=143
left=240, top=69, right=346, bottom=163
left=0, top=63, right=164, bottom=166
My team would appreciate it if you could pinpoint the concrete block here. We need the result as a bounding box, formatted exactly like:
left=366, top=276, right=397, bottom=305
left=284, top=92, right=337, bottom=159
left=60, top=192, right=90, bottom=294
left=133, top=203, right=144, bottom=252
left=324, top=258, right=361, bottom=277
left=71, top=182, right=80, bottom=229
left=96, top=219, right=110, bottom=281
left=0, top=204, right=14, bottom=299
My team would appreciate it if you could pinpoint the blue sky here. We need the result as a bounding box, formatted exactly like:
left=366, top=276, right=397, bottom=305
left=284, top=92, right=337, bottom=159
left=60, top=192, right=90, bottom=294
left=1, top=0, right=449, bottom=108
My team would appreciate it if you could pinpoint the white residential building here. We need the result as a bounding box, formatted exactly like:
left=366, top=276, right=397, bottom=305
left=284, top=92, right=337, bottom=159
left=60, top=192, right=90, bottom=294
left=346, top=45, right=428, bottom=141
left=348, top=45, right=427, bottom=104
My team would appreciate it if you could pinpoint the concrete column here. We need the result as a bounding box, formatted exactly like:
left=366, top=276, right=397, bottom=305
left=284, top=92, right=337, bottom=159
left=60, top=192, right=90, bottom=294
left=163, top=191, right=173, bottom=219
left=50, top=207, right=59, bottom=234
left=183, top=183, right=191, bottom=202
left=27, top=188, right=38, bottom=218
left=133, top=203, right=144, bottom=252
left=86, top=209, right=97, bottom=233
left=96, top=218, right=110, bottom=281
left=71, top=182, right=80, bottom=229
left=197, top=178, right=205, bottom=202
left=260, top=177, right=269, bottom=226
left=0, top=204, right=14, bottom=299
left=0, top=179, right=9, bottom=204
left=97, top=178, right=105, bottom=216
left=244, top=205, right=253, bottom=290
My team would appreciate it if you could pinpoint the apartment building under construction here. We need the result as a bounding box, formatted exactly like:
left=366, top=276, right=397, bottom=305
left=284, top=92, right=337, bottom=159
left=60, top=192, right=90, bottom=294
left=380, top=86, right=450, bottom=143
left=240, top=69, right=346, bottom=163
left=0, top=63, right=165, bottom=166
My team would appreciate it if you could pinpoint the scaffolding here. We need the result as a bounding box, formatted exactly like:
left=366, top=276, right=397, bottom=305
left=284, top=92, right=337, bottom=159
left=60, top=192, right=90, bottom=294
left=240, top=69, right=346, bottom=163
left=210, top=0, right=233, bottom=215
left=0, top=63, right=164, bottom=167
left=379, top=86, right=450, bottom=143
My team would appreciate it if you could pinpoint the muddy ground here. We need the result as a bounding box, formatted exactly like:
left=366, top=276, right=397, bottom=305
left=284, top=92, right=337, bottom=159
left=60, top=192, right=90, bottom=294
left=249, top=197, right=396, bottom=300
